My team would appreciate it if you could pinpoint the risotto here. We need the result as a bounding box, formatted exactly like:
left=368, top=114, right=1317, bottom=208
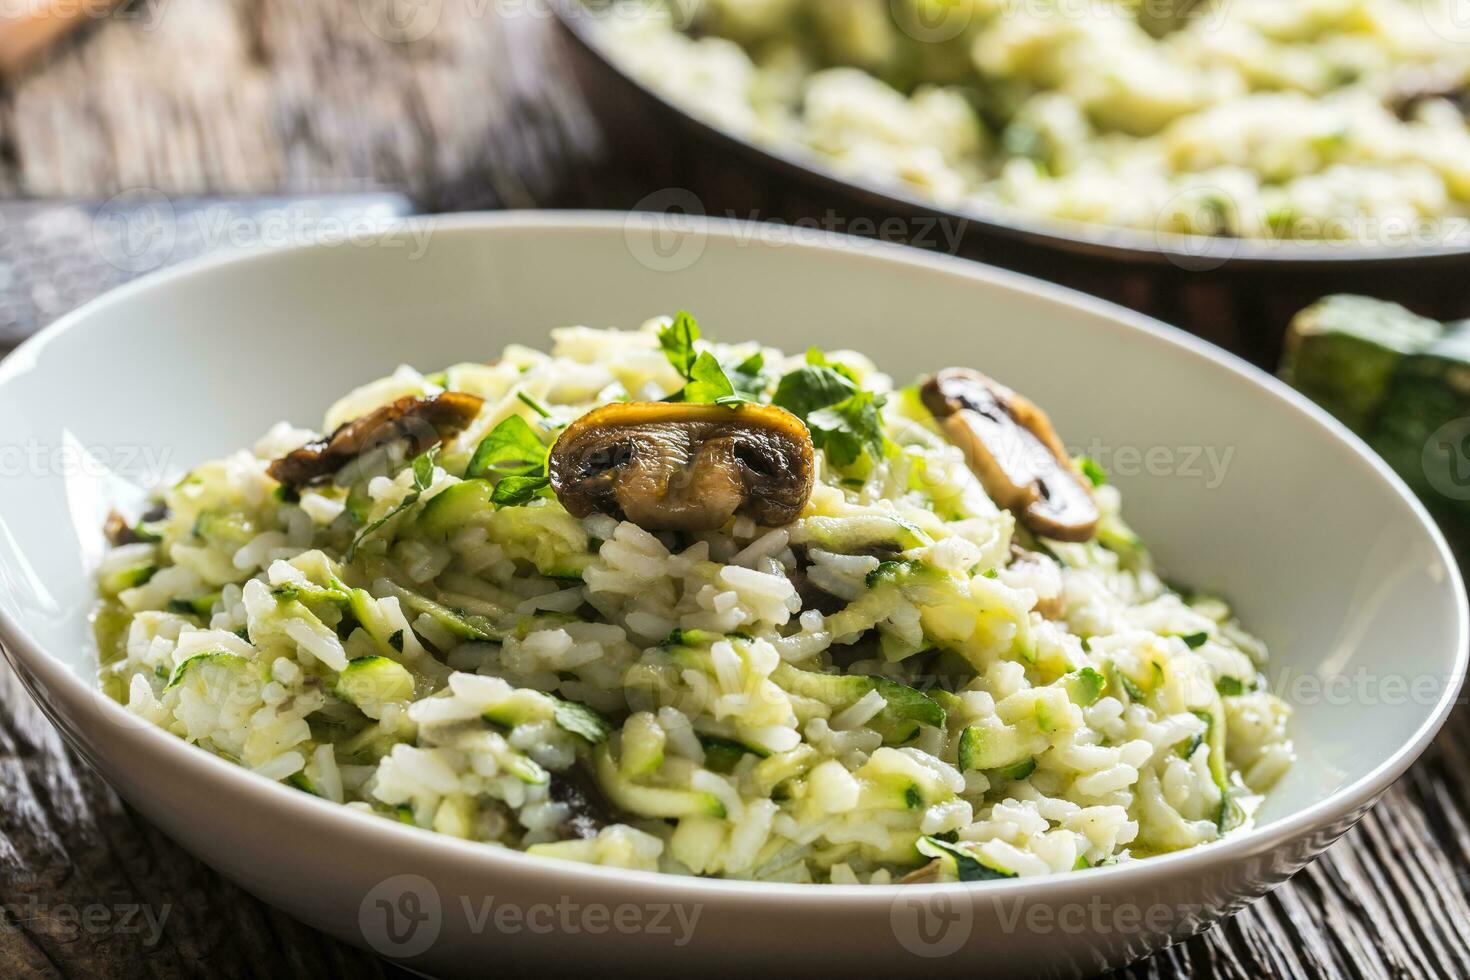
left=94, top=315, right=1293, bottom=883
left=594, top=0, right=1470, bottom=242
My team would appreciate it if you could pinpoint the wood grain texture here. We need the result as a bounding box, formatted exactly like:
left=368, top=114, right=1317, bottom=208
left=1, top=2, right=1469, bottom=977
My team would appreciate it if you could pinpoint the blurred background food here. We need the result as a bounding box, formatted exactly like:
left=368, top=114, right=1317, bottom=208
left=598, top=0, right=1470, bottom=242
left=556, top=0, right=1470, bottom=360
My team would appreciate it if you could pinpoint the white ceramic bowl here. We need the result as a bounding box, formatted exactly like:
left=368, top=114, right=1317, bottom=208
left=0, top=213, right=1463, bottom=978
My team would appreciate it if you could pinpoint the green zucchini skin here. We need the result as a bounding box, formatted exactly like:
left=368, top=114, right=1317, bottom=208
left=1282, top=296, right=1470, bottom=545
left=1281, top=295, right=1441, bottom=436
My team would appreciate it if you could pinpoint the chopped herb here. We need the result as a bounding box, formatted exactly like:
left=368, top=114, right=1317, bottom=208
left=1077, top=456, right=1108, bottom=487
left=346, top=447, right=439, bottom=561
left=466, top=415, right=547, bottom=480
left=734, top=351, right=764, bottom=376
left=388, top=630, right=405, bottom=653
left=1180, top=631, right=1209, bottom=649
left=551, top=696, right=611, bottom=743
left=516, top=390, right=553, bottom=419
left=461, top=415, right=556, bottom=509
left=656, top=312, right=746, bottom=405
left=491, top=475, right=552, bottom=507
left=683, top=351, right=738, bottom=403
left=773, top=350, right=887, bottom=466
left=904, top=785, right=923, bottom=809
left=772, top=362, right=858, bottom=419
left=807, top=389, right=885, bottom=466
left=658, top=310, right=700, bottom=378
left=1216, top=676, right=1246, bottom=696
left=982, top=568, right=999, bottom=579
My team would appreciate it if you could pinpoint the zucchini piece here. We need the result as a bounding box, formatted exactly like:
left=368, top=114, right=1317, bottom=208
left=169, top=592, right=223, bottom=618
left=100, top=562, right=157, bottom=597
left=1281, top=295, right=1441, bottom=435
left=592, top=744, right=726, bottom=819
left=793, top=514, right=931, bottom=555
left=164, top=651, right=250, bottom=693
left=696, top=733, right=770, bottom=774
left=1371, top=319, right=1470, bottom=516
left=416, top=479, right=493, bottom=539
left=993, top=758, right=1036, bottom=781
left=1065, top=667, right=1106, bottom=707
left=193, top=510, right=260, bottom=551
left=335, top=656, right=414, bottom=715
left=375, top=580, right=505, bottom=642
left=865, top=559, right=918, bottom=589
left=552, top=697, right=612, bottom=744
left=480, top=689, right=609, bottom=744
left=956, top=720, right=1038, bottom=772
left=620, top=713, right=666, bottom=777
left=287, top=772, right=319, bottom=796
left=915, top=836, right=1016, bottom=881
left=773, top=664, right=946, bottom=744
left=545, top=554, right=595, bottom=581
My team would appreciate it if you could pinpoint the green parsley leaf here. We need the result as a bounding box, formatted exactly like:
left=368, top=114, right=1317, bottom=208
left=735, top=351, right=764, bottom=376
left=658, top=311, right=700, bottom=378
left=729, top=351, right=767, bottom=398
left=684, top=351, right=738, bottom=403
left=491, top=475, right=552, bottom=508
left=1179, top=631, right=1209, bottom=649
left=465, top=415, right=547, bottom=480
left=804, top=347, right=859, bottom=383
left=347, top=447, right=439, bottom=561
left=807, top=389, right=885, bottom=466
left=655, top=312, right=745, bottom=404
left=1077, top=456, right=1108, bottom=487
left=772, top=363, right=857, bottom=419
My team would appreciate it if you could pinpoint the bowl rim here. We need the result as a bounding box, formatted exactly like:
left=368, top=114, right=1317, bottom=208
left=548, top=0, right=1470, bottom=269
left=0, top=209, right=1464, bottom=906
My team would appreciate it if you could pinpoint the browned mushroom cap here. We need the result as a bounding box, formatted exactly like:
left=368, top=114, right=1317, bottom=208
left=921, top=368, right=1098, bottom=542
left=268, top=391, right=484, bottom=487
left=548, top=402, right=815, bottom=532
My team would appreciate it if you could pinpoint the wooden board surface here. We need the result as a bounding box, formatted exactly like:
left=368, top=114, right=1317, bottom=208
left=2, top=2, right=1469, bottom=976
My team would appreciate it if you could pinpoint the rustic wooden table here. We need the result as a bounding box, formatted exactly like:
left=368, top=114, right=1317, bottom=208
left=1, top=2, right=1469, bottom=977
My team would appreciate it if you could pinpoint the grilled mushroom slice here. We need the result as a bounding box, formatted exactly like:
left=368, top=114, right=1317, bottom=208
left=268, top=392, right=484, bottom=488
left=921, top=368, right=1098, bottom=542
left=548, top=402, right=815, bottom=531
